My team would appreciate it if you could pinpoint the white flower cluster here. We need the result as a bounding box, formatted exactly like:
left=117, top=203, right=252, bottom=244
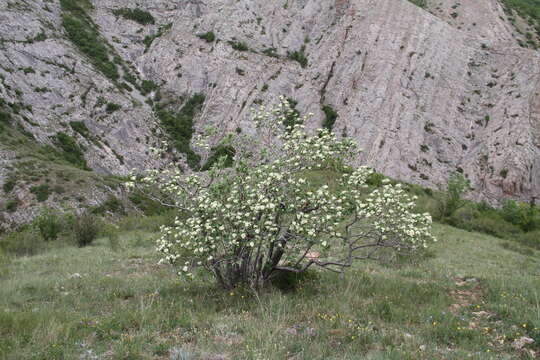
left=339, top=170, right=434, bottom=249
left=156, top=160, right=345, bottom=276
left=352, top=182, right=435, bottom=249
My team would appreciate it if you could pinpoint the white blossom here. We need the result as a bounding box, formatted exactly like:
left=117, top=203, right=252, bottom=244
left=130, top=97, right=436, bottom=289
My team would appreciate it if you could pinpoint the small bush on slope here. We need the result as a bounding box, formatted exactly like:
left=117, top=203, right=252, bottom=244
left=73, top=213, right=99, bottom=247
left=34, top=208, right=63, bottom=241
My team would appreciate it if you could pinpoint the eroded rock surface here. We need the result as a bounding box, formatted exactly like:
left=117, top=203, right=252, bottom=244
left=1, top=0, right=539, bottom=225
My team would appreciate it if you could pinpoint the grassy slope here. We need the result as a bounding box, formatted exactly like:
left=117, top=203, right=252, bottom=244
left=0, top=224, right=539, bottom=359
left=0, top=121, right=126, bottom=225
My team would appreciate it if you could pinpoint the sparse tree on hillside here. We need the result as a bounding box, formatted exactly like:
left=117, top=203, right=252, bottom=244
left=439, top=172, right=470, bottom=218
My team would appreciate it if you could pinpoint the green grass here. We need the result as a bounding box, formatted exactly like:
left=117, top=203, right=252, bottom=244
left=69, top=121, right=91, bottom=139
left=197, top=31, right=216, bottom=43
left=2, top=178, right=15, bottom=194
left=322, top=104, right=338, bottom=131
left=52, top=132, right=88, bottom=170
left=287, top=45, right=308, bottom=68
left=29, top=184, right=51, bottom=202
left=105, top=102, right=121, bottom=113
left=61, top=14, right=119, bottom=81
left=0, top=100, right=13, bottom=134
left=0, top=110, right=11, bottom=127
left=201, top=144, right=235, bottom=171
left=0, top=222, right=538, bottom=359
left=112, top=8, right=154, bottom=25
left=408, top=0, right=428, bottom=8
left=0, top=115, right=130, bottom=218
left=143, top=23, right=172, bottom=52
left=493, top=0, right=540, bottom=42
left=155, top=93, right=205, bottom=169
left=4, top=199, right=19, bottom=213
left=282, top=98, right=301, bottom=131
left=60, top=0, right=153, bottom=90
left=90, top=195, right=125, bottom=215
left=227, top=40, right=249, bottom=51
left=140, top=79, right=158, bottom=95
left=502, top=0, right=540, bottom=21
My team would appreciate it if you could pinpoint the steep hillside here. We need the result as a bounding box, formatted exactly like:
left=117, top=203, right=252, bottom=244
left=0, top=0, right=166, bottom=227
left=1, top=0, right=539, bottom=227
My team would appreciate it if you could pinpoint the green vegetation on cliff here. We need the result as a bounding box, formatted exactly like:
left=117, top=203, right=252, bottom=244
left=52, top=132, right=88, bottom=170
left=155, top=94, right=206, bottom=169
left=60, top=0, right=119, bottom=81
left=112, top=8, right=155, bottom=25
left=502, top=0, right=540, bottom=22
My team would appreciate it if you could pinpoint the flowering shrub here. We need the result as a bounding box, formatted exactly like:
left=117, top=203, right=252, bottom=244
left=128, top=97, right=435, bottom=289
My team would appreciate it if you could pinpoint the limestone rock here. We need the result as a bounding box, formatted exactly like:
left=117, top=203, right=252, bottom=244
left=1, top=0, right=539, bottom=225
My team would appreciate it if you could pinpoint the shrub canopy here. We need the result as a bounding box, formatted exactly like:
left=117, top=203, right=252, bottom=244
left=129, top=97, right=435, bottom=290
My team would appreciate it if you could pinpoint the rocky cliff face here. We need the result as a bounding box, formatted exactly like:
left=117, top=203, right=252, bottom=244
left=1, top=0, right=539, bottom=226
